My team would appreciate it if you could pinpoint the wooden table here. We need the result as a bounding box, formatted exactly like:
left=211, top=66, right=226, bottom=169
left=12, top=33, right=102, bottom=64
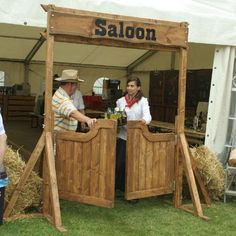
left=149, top=120, right=205, bottom=145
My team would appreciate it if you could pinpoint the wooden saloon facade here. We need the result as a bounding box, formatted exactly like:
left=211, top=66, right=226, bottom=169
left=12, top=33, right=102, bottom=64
left=4, top=5, right=210, bottom=231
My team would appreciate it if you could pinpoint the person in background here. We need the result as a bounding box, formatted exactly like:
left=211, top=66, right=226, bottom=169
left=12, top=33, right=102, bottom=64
left=52, top=69, right=96, bottom=131
left=0, top=113, right=7, bottom=225
left=115, top=75, right=152, bottom=194
left=71, top=79, right=86, bottom=132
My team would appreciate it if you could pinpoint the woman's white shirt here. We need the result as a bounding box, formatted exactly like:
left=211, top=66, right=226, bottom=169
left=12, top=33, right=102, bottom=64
left=116, top=96, right=152, bottom=140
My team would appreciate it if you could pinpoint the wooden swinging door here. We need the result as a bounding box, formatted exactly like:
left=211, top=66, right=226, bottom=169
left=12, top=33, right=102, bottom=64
left=55, top=120, right=117, bottom=208
left=125, top=121, right=175, bottom=200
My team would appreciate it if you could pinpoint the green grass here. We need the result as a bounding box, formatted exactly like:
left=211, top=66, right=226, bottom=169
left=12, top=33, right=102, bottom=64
left=1, top=195, right=236, bottom=236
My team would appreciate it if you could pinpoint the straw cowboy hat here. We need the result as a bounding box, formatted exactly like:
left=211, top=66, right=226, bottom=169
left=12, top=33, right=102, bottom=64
left=54, top=69, right=84, bottom=82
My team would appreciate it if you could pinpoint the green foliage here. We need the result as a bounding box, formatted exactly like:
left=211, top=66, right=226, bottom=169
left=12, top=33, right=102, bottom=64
left=1, top=196, right=236, bottom=236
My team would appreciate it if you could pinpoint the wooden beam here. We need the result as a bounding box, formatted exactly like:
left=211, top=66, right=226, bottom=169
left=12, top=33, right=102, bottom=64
left=173, top=115, right=183, bottom=208
left=45, top=132, right=65, bottom=232
left=44, top=33, right=54, bottom=132
left=179, top=133, right=205, bottom=217
left=42, top=4, right=186, bottom=28
left=177, top=48, right=188, bottom=133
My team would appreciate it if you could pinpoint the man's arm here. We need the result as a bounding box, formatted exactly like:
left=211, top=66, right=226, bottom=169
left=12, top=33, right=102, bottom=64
left=70, top=110, right=96, bottom=128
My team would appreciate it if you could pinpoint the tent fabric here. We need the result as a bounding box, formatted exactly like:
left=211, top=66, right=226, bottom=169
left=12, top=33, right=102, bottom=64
left=0, top=0, right=236, bottom=46
left=205, top=46, right=236, bottom=163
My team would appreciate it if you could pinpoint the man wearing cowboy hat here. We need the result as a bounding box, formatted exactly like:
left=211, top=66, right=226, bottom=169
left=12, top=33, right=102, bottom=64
left=52, top=69, right=96, bottom=131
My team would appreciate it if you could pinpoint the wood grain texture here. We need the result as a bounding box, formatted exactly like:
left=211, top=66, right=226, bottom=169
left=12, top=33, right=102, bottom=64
left=56, top=119, right=117, bottom=208
left=126, top=121, right=175, bottom=200
left=43, top=5, right=188, bottom=48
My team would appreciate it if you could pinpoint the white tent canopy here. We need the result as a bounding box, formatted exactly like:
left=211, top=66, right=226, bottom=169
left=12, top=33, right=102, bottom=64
left=0, top=0, right=235, bottom=66
left=0, top=0, right=236, bottom=160
left=1, top=0, right=236, bottom=46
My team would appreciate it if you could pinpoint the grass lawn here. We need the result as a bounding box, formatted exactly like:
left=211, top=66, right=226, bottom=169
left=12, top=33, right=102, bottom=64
left=1, top=195, right=236, bottom=236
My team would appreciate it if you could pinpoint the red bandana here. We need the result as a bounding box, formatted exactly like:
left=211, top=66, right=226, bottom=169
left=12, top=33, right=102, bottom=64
left=125, top=94, right=138, bottom=108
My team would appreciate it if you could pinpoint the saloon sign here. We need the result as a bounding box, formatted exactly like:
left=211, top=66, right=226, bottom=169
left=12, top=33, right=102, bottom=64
left=48, top=10, right=188, bottom=48
left=94, top=19, right=157, bottom=42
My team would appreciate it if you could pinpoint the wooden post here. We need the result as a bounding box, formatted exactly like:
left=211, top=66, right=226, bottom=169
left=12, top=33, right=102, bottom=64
left=41, top=11, right=64, bottom=230
left=177, top=48, right=187, bottom=133
left=174, top=48, right=187, bottom=207
left=174, top=115, right=183, bottom=208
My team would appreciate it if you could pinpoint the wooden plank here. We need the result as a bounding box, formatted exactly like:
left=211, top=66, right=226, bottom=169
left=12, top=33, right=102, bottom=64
left=126, top=129, right=133, bottom=194
left=42, top=151, right=50, bottom=216
left=59, top=192, right=113, bottom=208
left=180, top=204, right=209, bottom=220
left=48, top=11, right=188, bottom=48
left=4, top=132, right=45, bottom=217
left=167, top=140, right=175, bottom=188
left=139, top=134, right=146, bottom=190
left=56, top=139, right=65, bottom=191
left=65, top=140, right=73, bottom=193
left=104, top=126, right=116, bottom=202
left=133, top=129, right=140, bottom=192
left=191, top=158, right=211, bottom=206
left=152, top=142, right=160, bottom=189
left=44, top=34, right=54, bottom=132
left=159, top=142, right=166, bottom=187
left=127, top=187, right=173, bottom=200
left=81, top=140, right=91, bottom=196
left=174, top=115, right=183, bottom=208
left=177, top=48, right=188, bottom=134
left=73, top=142, right=83, bottom=194
left=179, top=133, right=204, bottom=217
left=98, top=129, right=107, bottom=199
left=90, top=136, right=100, bottom=197
left=45, top=132, right=63, bottom=229
left=145, top=142, right=153, bottom=190
left=43, top=4, right=185, bottom=27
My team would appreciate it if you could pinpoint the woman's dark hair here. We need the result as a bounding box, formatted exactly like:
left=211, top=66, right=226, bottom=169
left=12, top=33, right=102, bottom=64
left=125, top=75, right=143, bottom=101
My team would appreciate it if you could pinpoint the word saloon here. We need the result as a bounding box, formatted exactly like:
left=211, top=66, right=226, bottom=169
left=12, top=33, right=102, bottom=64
left=95, top=19, right=157, bottom=41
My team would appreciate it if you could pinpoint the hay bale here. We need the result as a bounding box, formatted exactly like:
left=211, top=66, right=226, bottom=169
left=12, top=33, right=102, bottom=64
left=3, top=146, right=42, bottom=216
left=190, top=145, right=226, bottom=200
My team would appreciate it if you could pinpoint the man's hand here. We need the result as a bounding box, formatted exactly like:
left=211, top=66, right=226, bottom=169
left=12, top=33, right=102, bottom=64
left=86, top=118, right=97, bottom=128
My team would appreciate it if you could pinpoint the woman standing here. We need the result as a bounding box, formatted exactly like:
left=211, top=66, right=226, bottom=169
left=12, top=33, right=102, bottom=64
left=115, top=75, right=152, bottom=192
